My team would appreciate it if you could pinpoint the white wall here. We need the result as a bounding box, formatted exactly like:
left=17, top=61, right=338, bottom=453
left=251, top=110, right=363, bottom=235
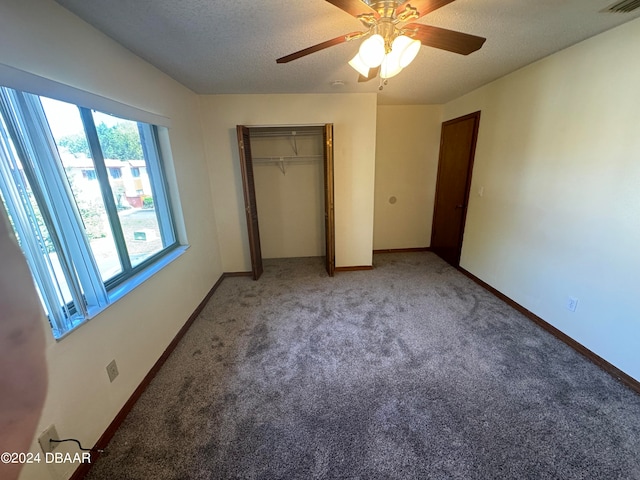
left=374, top=105, right=443, bottom=250
left=252, top=133, right=325, bottom=258
left=444, top=18, right=640, bottom=381
left=0, top=1, right=222, bottom=479
left=200, top=94, right=377, bottom=270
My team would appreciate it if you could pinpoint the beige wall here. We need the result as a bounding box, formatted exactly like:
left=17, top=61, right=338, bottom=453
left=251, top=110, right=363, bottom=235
left=374, top=105, right=443, bottom=250
left=199, top=94, right=377, bottom=270
left=444, top=18, right=640, bottom=381
left=251, top=133, right=325, bottom=258
left=0, top=1, right=222, bottom=479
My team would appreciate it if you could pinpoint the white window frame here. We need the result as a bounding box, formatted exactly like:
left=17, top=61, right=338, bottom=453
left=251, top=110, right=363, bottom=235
left=0, top=85, right=184, bottom=338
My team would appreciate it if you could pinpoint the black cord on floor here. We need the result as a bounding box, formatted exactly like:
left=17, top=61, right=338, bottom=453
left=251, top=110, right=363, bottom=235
left=50, top=438, right=104, bottom=453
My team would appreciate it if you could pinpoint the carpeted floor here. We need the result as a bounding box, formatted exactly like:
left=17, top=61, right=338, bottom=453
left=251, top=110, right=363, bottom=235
left=85, top=253, right=640, bottom=480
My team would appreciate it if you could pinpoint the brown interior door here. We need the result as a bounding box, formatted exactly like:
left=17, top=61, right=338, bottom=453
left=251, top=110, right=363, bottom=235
left=431, top=111, right=481, bottom=267
left=323, top=124, right=335, bottom=277
left=237, top=125, right=263, bottom=280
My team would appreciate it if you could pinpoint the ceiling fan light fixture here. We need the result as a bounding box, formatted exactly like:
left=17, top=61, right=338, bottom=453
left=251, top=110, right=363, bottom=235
left=276, top=0, right=487, bottom=86
left=380, top=53, right=403, bottom=79
left=358, top=34, right=385, bottom=68
left=352, top=32, right=420, bottom=81
left=392, top=35, right=421, bottom=68
left=348, top=53, right=372, bottom=77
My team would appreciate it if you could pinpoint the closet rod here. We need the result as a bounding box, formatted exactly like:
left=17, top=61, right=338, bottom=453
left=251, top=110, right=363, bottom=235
left=253, top=155, right=323, bottom=161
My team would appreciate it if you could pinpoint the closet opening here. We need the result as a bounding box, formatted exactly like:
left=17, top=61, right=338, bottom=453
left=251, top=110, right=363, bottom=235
left=236, top=124, right=335, bottom=280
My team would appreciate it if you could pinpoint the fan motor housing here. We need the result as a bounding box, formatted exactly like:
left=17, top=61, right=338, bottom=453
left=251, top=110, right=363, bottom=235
left=369, top=1, right=402, bottom=18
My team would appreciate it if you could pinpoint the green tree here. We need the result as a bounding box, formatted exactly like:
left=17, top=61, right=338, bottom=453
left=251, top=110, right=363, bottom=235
left=95, top=122, right=143, bottom=160
left=59, top=122, right=143, bottom=160
left=58, top=134, right=90, bottom=159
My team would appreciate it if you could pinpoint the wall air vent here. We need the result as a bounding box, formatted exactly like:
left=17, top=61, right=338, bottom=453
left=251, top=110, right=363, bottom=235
left=605, top=0, right=640, bottom=12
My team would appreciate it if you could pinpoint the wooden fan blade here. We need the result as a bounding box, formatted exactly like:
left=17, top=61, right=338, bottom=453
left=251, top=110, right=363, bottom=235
left=276, top=32, right=363, bottom=63
left=396, top=0, right=456, bottom=20
left=325, top=0, right=379, bottom=18
left=358, top=66, right=380, bottom=82
left=405, top=23, right=486, bottom=55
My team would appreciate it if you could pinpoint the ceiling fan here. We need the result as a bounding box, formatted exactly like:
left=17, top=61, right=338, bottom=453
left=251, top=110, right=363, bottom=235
left=276, top=0, right=486, bottom=84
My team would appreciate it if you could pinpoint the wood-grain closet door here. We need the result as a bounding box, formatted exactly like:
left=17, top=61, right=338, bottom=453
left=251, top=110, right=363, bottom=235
left=237, top=125, right=263, bottom=280
left=323, top=124, right=335, bottom=277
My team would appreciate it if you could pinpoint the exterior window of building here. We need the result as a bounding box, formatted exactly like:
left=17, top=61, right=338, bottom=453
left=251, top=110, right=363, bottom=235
left=0, top=86, right=179, bottom=338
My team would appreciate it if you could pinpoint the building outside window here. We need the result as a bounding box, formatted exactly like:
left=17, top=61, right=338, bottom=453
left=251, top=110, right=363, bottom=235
left=82, top=169, right=97, bottom=180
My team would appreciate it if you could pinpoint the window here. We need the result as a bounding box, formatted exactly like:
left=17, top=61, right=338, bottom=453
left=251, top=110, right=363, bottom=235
left=0, top=86, right=179, bottom=338
left=131, top=167, right=140, bottom=178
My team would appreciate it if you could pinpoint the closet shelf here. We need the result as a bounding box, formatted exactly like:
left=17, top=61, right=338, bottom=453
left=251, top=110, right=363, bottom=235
left=253, top=155, right=323, bottom=174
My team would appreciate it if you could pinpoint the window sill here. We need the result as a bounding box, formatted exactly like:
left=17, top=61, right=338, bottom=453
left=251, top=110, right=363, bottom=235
left=55, top=245, right=189, bottom=340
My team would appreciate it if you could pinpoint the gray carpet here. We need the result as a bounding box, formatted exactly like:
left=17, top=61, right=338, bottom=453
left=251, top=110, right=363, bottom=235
left=86, top=253, right=640, bottom=480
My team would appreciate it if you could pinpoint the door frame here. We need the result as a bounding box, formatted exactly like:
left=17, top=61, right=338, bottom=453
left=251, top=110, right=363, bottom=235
left=430, top=111, right=481, bottom=267
left=236, top=124, right=336, bottom=278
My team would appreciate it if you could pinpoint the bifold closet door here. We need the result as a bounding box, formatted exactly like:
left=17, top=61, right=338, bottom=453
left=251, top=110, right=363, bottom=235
left=323, top=124, right=335, bottom=277
left=236, top=125, right=263, bottom=280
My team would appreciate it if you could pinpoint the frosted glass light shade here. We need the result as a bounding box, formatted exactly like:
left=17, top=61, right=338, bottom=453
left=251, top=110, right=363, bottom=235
left=380, top=53, right=402, bottom=79
left=348, top=54, right=370, bottom=77
left=391, top=35, right=421, bottom=68
left=358, top=34, right=385, bottom=68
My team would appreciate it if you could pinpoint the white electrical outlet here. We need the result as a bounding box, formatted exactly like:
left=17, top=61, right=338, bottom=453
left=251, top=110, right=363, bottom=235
left=567, top=297, right=579, bottom=312
left=38, top=424, right=59, bottom=453
left=106, top=359, right=119, bottom=382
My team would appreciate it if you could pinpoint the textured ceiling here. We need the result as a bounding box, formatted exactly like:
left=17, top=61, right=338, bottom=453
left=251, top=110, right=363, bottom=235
left=53, top=0, right=640, bottom=104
